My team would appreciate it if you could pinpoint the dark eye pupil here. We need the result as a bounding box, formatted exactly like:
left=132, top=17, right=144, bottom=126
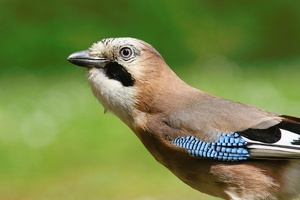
left=120, top=47, right=132, bottom=58
left=123, top=49, right=130, bottom=56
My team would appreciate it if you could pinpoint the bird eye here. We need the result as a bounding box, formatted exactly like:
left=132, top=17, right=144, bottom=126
left=120, top=47, right=133, bottom=60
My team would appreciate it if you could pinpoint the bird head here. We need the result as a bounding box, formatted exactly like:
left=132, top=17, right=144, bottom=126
left=67, top=37, right=179, bottom=128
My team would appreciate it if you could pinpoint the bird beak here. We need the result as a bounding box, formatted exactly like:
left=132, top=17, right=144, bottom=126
left=67, top=50, right=110, bottom=68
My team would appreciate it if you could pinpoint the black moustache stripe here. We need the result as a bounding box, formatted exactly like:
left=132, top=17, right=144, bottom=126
left=104, top=62, right=135, bottom=87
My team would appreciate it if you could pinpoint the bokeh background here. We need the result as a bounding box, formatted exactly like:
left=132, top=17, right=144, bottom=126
left=1, top=1, right=300, bottom=199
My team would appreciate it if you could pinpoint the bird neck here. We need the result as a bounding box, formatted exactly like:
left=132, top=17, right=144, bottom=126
left=135, top=66, right=196, bottom=114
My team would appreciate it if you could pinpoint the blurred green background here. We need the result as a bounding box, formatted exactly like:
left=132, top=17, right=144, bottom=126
left=1, top=1, right=300, bottom=199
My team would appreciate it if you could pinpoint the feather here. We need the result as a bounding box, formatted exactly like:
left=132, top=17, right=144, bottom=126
left=172, top=133, right=250, bottom=161
left=172, top=115, right=300, bottom=161
left=242, top=115, right=300, bottom=159
left=238, top=115, right=300, bottom=159
left=69, top=37, right=300, bottom=200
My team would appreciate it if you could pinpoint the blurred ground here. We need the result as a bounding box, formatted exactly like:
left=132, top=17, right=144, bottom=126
left=0, top=1, right=300, bottom=199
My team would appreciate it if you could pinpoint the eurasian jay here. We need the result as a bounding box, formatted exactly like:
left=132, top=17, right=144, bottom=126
left=67, top=37, right=300, bottom=200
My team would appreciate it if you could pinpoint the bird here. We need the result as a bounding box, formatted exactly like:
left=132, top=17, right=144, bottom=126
left=67, top=37, right=300, bottom=200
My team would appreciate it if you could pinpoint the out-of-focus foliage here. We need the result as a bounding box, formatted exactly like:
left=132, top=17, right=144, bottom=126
left=0, top=1, right=300, bottom=200
left=1, top=0, right=300, bottom=73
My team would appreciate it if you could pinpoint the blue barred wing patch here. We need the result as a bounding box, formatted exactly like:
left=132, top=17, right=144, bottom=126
left=172, top=133, right=250, bottom=161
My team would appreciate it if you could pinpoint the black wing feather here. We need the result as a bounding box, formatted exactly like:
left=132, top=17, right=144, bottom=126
left=238, top=115, right=300, bottom=144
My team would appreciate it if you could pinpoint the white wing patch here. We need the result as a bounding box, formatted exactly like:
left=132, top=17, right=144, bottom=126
left=245, top=129, right=300, bottom=159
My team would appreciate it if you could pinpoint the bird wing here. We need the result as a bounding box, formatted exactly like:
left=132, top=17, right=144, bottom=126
left=244, top=115, right=300, bottom=159
left=167, top=94, right=300, bottom=161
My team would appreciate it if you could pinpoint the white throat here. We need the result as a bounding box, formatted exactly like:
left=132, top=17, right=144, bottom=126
left=86, top=68, right=138, bottom=126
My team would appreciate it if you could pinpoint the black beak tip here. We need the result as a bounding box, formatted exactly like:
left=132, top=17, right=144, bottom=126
left=66, top=56, right=74, bottom=64
left=67, top=50, right=90, bottom=67
left=67, top=50, right=109, bottom=68
left=67, top=55, right=72, bottom=62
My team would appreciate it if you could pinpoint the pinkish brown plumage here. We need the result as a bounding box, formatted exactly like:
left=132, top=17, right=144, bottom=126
left=68, top=37, right=300, bottom=200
